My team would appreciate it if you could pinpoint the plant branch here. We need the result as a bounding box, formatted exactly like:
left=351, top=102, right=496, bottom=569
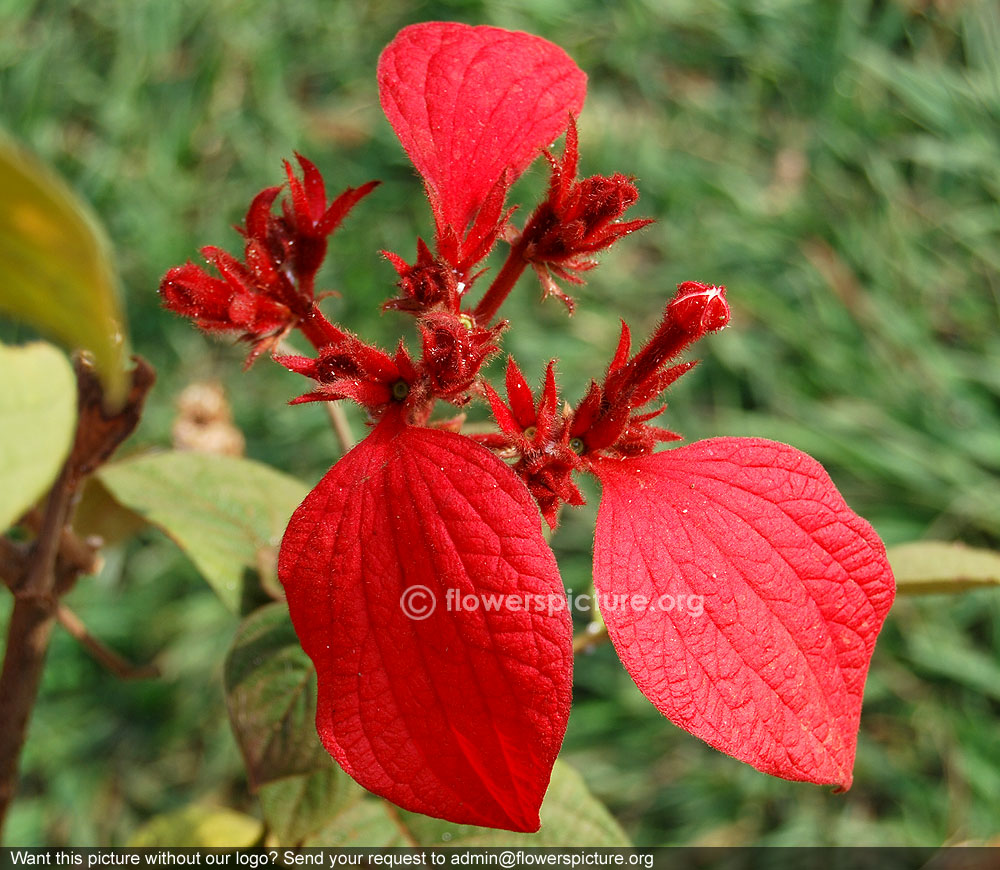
left=324, top=403, right=355, bottom=455
left=0, top=597, right=57, bottom=838
left=0, top=538, right=27, bottom=591
left=56, top=605, right=160, bottom=681
left=0, top=356, right=155, bottom=841
left=277, top=337, right=356, bottom=454
left=18, top=464, right=75, bottom=597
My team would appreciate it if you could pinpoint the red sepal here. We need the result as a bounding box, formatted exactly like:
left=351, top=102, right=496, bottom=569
left=592, top=439, right=895, bottom=789
left=278, top=412, right=572, bottom=831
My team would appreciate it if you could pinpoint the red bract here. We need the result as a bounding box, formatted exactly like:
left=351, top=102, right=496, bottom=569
left=378, top=22, right=587, bottom=275
left=161, top=20, right=896, bottom=835
left=278, top=410, right=572, bottom=831
left=592, top=441, right=895, bottom=789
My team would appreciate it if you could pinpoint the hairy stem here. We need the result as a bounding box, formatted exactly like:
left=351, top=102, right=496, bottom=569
left=297, top=303, right=346, bottom=351
left=473, top=238, right=528, bottom=325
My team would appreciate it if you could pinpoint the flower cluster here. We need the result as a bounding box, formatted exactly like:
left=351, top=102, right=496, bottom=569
left=161, top=22, right=895, bottom=834
left=161, top=155, right=378, bottom=364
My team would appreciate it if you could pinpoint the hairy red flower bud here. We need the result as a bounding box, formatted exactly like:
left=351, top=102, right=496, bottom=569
left=381, top=239, right=461, bottom=314
left=418, top=311, right=501, bottom=405
left=475, top=359, right=584, bottom=528
left=277, top=336, right=418, bottom=414
left=518, top=118, right=653, bottom=311
left=667, top=281, right=731, bottom=335
left=161, top=155, right=377, bottom=363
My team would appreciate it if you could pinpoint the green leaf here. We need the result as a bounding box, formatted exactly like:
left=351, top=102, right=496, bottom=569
left=127, top=805, right=263, bottom=847
left=97, top=452, right=308, bottom=612
left=394, top=761, right=631, bottom=846
left=0, top=341, right=77, bottom=532
left=258, top=764, right=355, bottom=846
left=0, top=138, right=127, bottom=404
left=296, top=761, right=630, bottom=847
left=224, top=603, right=329, bottom=789
left=888, top=541, right=1000, bottom=595
left=71, top=476, right=147, bottom=546
left=259, top=758, right=630, bottom=846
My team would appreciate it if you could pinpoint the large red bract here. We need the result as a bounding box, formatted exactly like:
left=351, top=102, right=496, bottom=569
left=593, top=440, right=895, bottom=787
left=378, top=22, right=587, bottom=240
left=278, top=411, right=573, bottom=831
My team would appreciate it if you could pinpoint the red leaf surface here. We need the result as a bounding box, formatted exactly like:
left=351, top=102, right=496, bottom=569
left=377, top=22, right=587, bottom=237
left=592, top=438, right=895, bottom=788
left=278, top=411, right=572, bottom=831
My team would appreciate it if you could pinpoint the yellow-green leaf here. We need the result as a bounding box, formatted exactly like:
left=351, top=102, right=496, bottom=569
left=0, top=137, right=127, bottom=404
left=0, top=340, right=77, bottom=532
left=128, top=805, right=263, bottom=847
left=98, top=452, right=308, bottom=612
left=888, top=541, right=1000, bottom=595
left=260, top=759, right=630, bottom=847
left=394, top=761, right=631, bottom=847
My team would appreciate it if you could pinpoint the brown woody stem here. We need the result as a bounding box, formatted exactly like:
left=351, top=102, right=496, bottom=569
left=572, top=623, right=609, bottom=655
left=0, top=597, right=57, bottom=837
left=0, top=356, right=154, bottom=841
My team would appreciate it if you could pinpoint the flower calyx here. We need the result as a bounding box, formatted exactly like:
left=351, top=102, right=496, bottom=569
left=518, top=118, right=653, bottom=313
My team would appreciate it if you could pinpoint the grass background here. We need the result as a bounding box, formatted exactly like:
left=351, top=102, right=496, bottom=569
left=2, top=0, right=999, bottom=846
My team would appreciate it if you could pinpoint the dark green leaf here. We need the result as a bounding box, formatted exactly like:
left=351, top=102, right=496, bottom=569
left=224, top=603, right=328, bottom=789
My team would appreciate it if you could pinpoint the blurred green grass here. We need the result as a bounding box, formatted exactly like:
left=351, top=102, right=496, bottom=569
left=2, top=0, right=999, bottom=847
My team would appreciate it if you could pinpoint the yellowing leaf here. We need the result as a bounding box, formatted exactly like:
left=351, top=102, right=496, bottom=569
left=0, top=137, right=127, bottom=404
left=0, top=341, right=77, bottom=532
left=128, top=805, right=263, bottom=847
left=888, top=541, right=1000, bottom=595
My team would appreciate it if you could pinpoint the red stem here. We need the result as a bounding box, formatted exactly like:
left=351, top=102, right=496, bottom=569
left=473, top=238, right=529, bottom=325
